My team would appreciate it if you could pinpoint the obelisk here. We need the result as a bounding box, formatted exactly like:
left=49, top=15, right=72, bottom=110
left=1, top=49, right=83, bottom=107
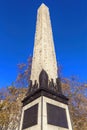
left=30, top=3, right=57, bottom=84
left=19, top=3, right=73, bottom=130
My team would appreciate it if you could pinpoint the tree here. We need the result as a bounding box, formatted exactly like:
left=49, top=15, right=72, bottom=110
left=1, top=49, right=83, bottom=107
left=0, top=87, right=27, bottom=130
left=62, top=77, right=87, bottom=130
left=16, top=56, right=32, bottom=88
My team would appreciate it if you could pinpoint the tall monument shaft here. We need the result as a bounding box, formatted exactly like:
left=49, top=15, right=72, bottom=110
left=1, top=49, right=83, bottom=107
left=30, top=4, right=57, bottom=83
left=20, top=4, right=73, bottom=130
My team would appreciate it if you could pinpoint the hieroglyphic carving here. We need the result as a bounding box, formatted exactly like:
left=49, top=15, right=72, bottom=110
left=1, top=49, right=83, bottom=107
left=30, top=4, right=58, bottom=84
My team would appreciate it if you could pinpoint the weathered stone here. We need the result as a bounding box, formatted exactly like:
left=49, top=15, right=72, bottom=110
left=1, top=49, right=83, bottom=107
left=30, top=3, right=58, bottom=84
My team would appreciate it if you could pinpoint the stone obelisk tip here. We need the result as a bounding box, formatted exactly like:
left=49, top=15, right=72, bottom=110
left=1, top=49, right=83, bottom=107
left=40, top=3, right=47, bottom=7
left=38, top=3, right=48, bottom=11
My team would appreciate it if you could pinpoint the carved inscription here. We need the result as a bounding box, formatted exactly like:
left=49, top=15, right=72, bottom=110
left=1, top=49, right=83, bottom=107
left=30, top=4, right=58, bottom=84
left=47, top=103, right=68, bottom=128
left=22, top=104, right=38, bottom=129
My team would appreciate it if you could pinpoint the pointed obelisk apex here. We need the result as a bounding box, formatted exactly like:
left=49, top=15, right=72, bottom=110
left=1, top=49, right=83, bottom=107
left=39, top=3, right=48, bottom=8
left=30, top=3, right=58, bottom=84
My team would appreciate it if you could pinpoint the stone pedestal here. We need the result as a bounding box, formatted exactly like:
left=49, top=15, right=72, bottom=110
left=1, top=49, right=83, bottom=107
left=19, top=87, right=72, bottom=130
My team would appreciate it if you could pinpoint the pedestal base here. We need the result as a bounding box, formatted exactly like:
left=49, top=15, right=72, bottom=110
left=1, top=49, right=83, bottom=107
left=19, top=89, right=72, bottom=130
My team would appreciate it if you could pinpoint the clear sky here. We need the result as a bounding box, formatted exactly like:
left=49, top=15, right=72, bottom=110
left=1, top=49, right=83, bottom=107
left=0, top=0, right=87, bottom=88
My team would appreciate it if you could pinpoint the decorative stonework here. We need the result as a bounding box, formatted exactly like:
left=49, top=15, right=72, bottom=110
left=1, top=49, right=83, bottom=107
left=26, top=69, right=62, bottom=96
left=30, top=4, right=58, bottom=84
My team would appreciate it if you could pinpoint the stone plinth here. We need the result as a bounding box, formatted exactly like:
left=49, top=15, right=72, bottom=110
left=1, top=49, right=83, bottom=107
left=19, top=88, right=72, bottom=130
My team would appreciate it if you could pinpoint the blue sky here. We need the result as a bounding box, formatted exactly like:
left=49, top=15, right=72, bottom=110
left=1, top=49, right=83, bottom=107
left=0, top=0, right=87, bottom=88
